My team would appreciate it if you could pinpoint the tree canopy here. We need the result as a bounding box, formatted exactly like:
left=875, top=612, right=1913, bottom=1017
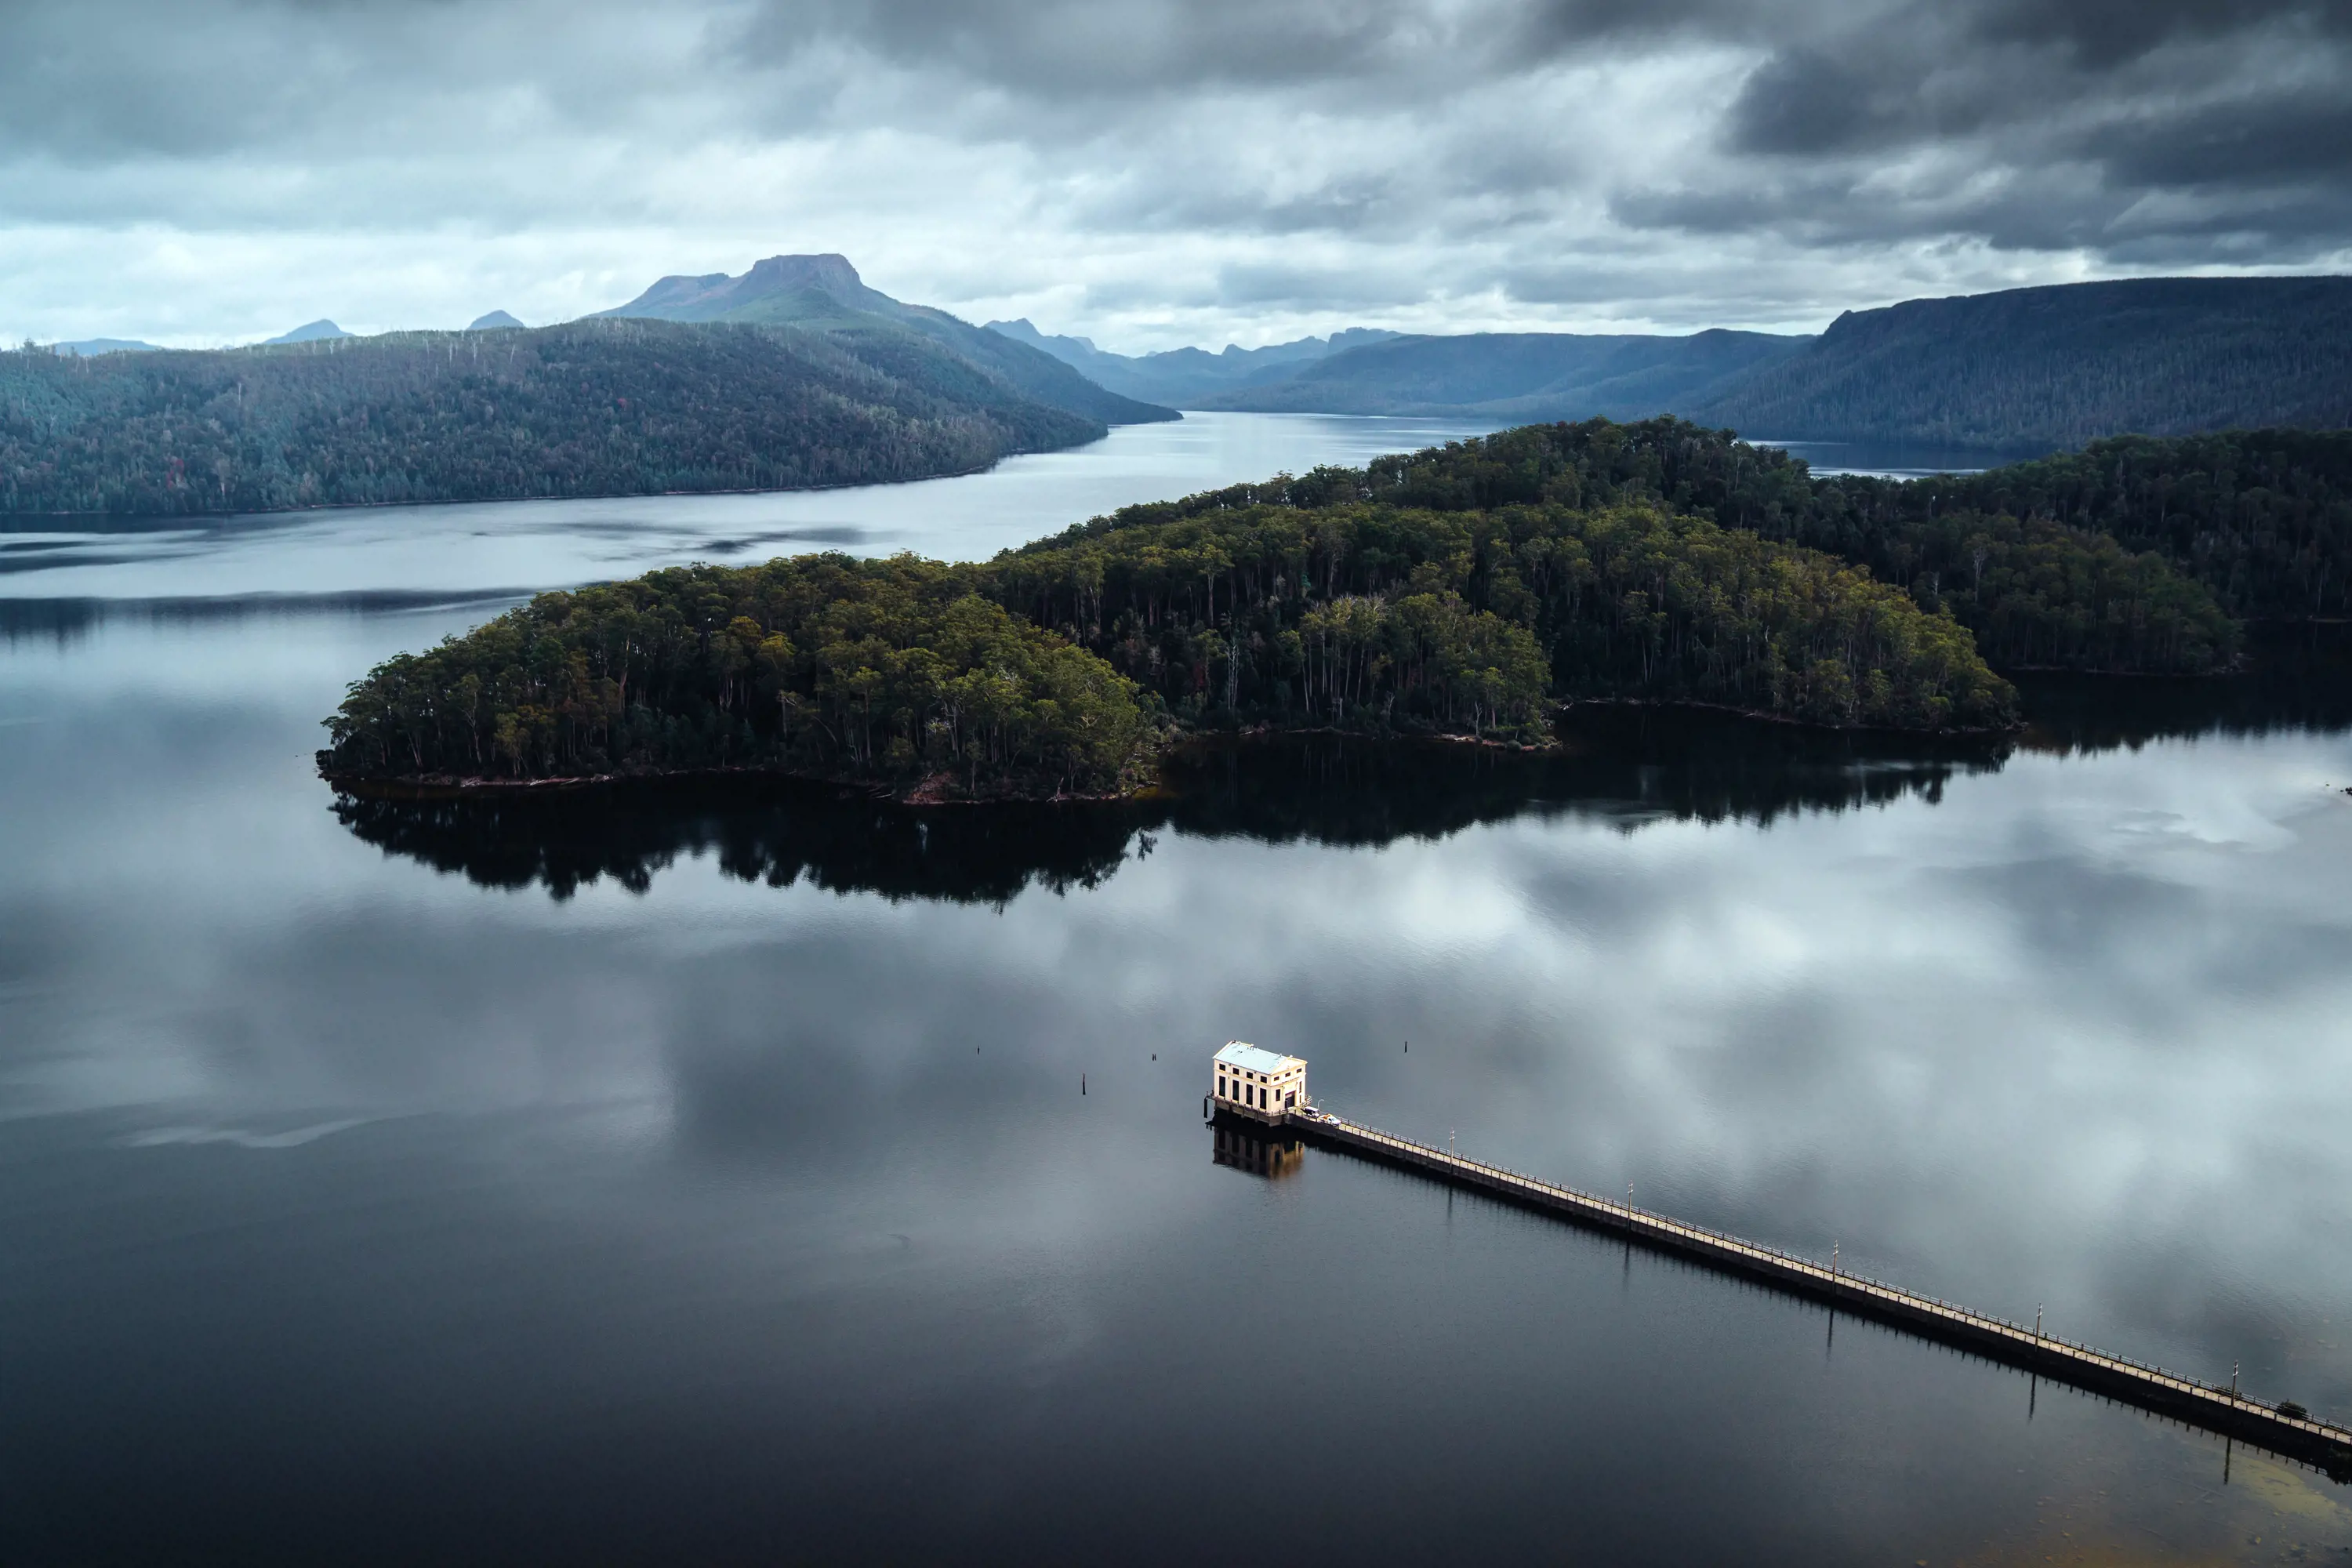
left=319, top=555, right=1166, bottom=800
left=332, top=412, right=2352, bottom=798
left=0, top=319, right=1111, bottom=515
left=321, top=431, right=2024, bottom=799
left=991, top=496, right=2014, bottom=734
left=1071, top=418, right=2296, bottom=674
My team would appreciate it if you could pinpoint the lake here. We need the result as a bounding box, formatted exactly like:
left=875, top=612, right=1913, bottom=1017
left=3, top=413, right=2350, bottom=1563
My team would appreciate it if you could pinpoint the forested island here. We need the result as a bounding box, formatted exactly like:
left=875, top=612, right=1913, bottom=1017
left=321, top=420, right=2035, bottom=798
left=321, top=418, right=2350, bottom=800
left=0, top=314, right=1167, bottom=516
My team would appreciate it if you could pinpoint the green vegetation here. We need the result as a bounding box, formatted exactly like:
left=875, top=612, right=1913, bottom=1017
left=1690, top=276, right=2352, bottom=452
left=321, top=426, right=2025, bottom=798
left=0, top=318, right=1123, bottom=516
left=318, top=555, right=1164, bottom=800
left=993, top=497, right=2013, bottom=735
left=1260, top=417, right=2292, bottom=673
left=1900, top=430, right=2352, bottom=622
left=328, top=413, right=2349, bottom=799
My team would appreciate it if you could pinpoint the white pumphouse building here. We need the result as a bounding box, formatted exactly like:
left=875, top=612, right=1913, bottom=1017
left=1213, top=1041, right=1307, bottom=1124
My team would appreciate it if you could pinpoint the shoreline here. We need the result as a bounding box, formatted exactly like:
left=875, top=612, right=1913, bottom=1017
left=317, top=699, right=2014, bottom=805
left=1556, top=695, right=2020, bottom=739
left=0, top=417, right=1179, bottom=524
left=318, top=760, right=1134, bottom=807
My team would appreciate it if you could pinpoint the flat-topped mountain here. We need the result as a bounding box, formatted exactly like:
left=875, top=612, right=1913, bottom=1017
left=599, top=254, right=1174, bottom=427
left=601, top=253, right=884, bottom=322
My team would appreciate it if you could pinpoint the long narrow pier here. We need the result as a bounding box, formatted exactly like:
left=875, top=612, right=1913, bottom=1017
left=1259, top=1108, right=2352, bottom=1481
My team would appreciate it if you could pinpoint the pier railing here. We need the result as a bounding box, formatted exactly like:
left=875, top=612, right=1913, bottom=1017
left=1269, top=1109, right=2352, bottom=1479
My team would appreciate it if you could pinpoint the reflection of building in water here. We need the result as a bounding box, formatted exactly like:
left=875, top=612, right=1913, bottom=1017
left=1212, top=1124, right=1305, bottom=1179
left=1212, top=1040, right=1306, bottom=1124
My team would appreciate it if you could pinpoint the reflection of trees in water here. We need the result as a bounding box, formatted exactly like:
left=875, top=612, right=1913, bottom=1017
left=2016, top=622, right=2352, bottom=757
left=1162, top=709, right=2005, bottom=848
left=330, top=710, right=2005, bottom=904
left=331, top=653, right=2350, bottom=902
left=332, top=781, right=1149, bottom=904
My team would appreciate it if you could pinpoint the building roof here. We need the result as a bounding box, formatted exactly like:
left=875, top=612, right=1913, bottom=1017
left=1215, top=1041, right=1301, bottom=1074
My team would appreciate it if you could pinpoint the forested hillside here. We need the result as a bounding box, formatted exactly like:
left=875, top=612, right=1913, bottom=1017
left=0, top=318, right=1123, bottom=515
left=1693, top=277, right=2352, bottom=452
left=318, top=555, right=1164, bottom=799
left=993, top=496, right=2013, bottom=735
left=1196, top=329, right=1807, bottom=420
left=989, top=274, right=2350, bottom=448
left=1147, top=418, right=2338, bottom=671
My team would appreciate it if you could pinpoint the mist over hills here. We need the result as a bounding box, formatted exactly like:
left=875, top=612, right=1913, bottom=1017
left=597, top=254, right=1174, bottom=428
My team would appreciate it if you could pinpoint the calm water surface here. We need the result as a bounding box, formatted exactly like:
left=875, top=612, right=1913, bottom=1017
left=3, top=416, right=2350, bottom=1563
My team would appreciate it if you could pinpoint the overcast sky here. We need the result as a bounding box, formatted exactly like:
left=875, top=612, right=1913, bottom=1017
left=2, top=0, right=2347, bottom=351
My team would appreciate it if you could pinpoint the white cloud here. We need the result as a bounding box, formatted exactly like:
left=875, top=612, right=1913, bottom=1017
left=0, top=0, right=2344, bottom=350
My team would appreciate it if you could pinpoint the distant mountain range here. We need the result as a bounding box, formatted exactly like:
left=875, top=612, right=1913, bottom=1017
left=993, top=274, right=2352, bottom=454
left=597, top=253, right=1174, bottom=428
left=982, top=319, right=1402, bottom=406
left=985, top=318, right=1812, bottom=420
left=1193, top=330, right=1809, bottom=422
left=0, top=256, right=1179, bottom=516
left=28, top=264, right=2348, bottom=477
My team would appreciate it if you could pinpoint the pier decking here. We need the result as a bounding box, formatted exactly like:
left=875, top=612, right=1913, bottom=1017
left=1245, top=1106, right=2352, bottom=1481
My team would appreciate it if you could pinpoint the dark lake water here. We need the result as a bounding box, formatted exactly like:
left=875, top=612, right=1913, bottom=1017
left=5, top=415, right=2351, bottom=1563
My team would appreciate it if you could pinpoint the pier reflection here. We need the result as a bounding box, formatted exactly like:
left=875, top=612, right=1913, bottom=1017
left=1211, top=1125, right=1305, bottom=1180
left=2016, top=622, right=2352, bottom=755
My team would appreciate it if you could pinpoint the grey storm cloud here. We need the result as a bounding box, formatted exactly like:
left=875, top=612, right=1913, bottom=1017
left=0, top=0, right=2343, bottom=347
